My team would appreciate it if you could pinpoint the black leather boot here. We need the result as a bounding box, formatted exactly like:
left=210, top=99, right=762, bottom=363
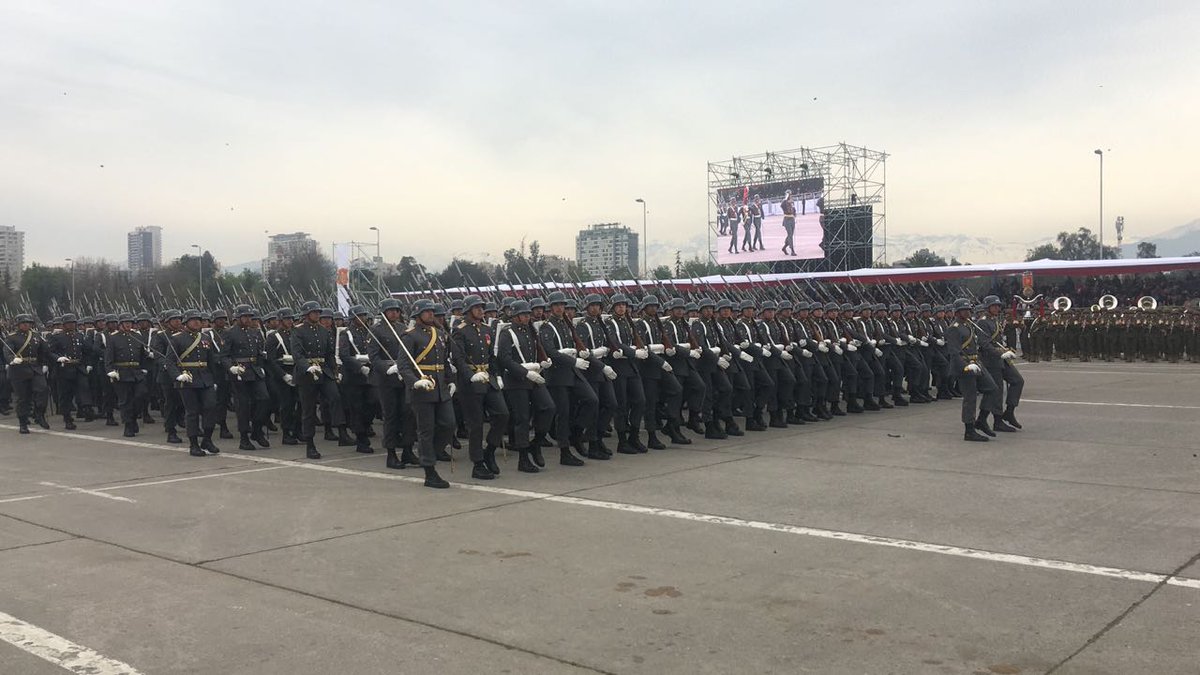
left=616, top=431, right=638, bottom=454
left=646, top=432, right=666, bottom=450
left=471, top=460, right=495, bottom=480
left=529, top=442, right=546, bottom=467
left=974, top=414, right=996, bottom=438
left=239, top=433, right=256, bottom=451
left=305, top=439, right=322, bottom=459
left=64, top=415, right=76, bottom=431
left=200, top=433, right=220, bottom=454
left=323, top=426, right=337, bottom=441
left=355, top=433, right=374, bottom=453
left=723, top=418, right=744, bottom=436
left=399, top=446, right=420, bottom=468
left=992, top=413, right=1017, bottom=433
left=166, top=429, right=182, bottom=444
left=964, top=422, right=989, bottom=442
left=219, top=423, right=234, bottom=439
left=18, top=418, right=30, bottom=434
left=1002, top=406, right=1022, bottom=429
left=483, top=446, right=501, bottom=474
left=337, top=426, right=355, bottom=447
left=251, top=428, right=271, bottom=448
left=189, top=437, right=207, bottom=457
left=423, top=465, right=450, bottom=489
left=518, top=450, right=540, bottom=473
left=559, top=446, right=585, bottom=466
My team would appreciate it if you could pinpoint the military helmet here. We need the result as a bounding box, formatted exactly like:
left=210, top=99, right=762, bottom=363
left=135, top=311, right=153, bottom=322
left=432, top=303, right=447, bottom=317
left=839, top=302, right=853, bottom=312
left=761, top=300, right=777, bottom=311
left=528, top=296, right=546, bottom=310
left=953, top=298, right=972, bottom=311
left=698, top=297, right=716, bottom=310
left=565, top=298, right=578, bottom=310
left=118, top=312, right=135, bottom=323
left=855, top=302, right=870, bottom=312
left=904, top=305, right=918, bottom=314
left=510, top=300, right=532, bottom=316
left=461, top=295, right=485, bottom=311
left=349, top=304, right=371, bottom=317
left=449, top=299, right=464, bottom=312
left=640, top=294, right=661, bottom=309
left=379, top=299, right=402, bottom=313
left=210, top=309, right=228, bottom=321
left=983, top=295, right=1002, bottom=308
left=872, top=303, right=887, bottom=312
left=233, top=304, right=254, bottom=318
left=795, top=301, right=810, bottom=311
left=778, top=300, right=793, bottom=311
left=919, top=303, right=932, bottom=312
left=501, top=296, right=516, bottom=309
left=14, top=313, right=35, bottom=325
left=61, top=313, right=79, bottom=324
left=276, top=307, right=294, bottom=320
left=484, top=302, right=498, bottom=312
left=609, top=293, right=630, bottom=307
left=183, top=308, right=205, bottom=322
left=824, top=302, right=839, bottom=312
left=888, top=303, right=902, bottom=312
left=163, top=308, right=183, bottom=321
left=105, top=313, right=119, bottom=323
left=545, top=290, right=567, bottom=305
left=584, top=293, right=604, bottom=307
left=410, top=299, right=435, bottom=318
left=685, top=301, right=699, bottom=313
left=299, top=301, right=321, bottom=314
left=317, top=307, right=334, bottom=319
left=716, top=298, right=734, bottom=311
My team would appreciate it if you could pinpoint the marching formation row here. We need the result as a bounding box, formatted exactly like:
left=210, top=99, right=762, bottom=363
left=3, top=293, right=1026, bottom=488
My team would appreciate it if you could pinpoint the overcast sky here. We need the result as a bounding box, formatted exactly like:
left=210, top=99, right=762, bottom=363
left=3, top=1, right=1198, bottom=269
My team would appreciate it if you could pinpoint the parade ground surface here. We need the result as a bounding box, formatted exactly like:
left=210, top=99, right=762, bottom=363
left=2, top=361, right=1198, bottom=675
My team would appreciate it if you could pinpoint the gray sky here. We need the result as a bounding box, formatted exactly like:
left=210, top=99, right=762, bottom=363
left=3, top=1, right=1198, bottom=269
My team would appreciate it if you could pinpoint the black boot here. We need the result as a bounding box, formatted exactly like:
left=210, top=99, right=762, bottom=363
left=646, top=432, right=666, bottom=450
left=667, top=422, right=691, bottom=445
left=305, top=439, right=322, bottom=459
left=143, top=412, right=155, bottom=424
left=399, top=446, right=420, bottom=468
left=64, top=415, right=77, bottom=431
left=264, top=419, right=278, bottom=431
left=122, top=422, right=136, bottom=438
left=518, top=450, right=540, bottom=473
left=846, top=399, right=864, bottom=414
left=35, top=414, right=51, bottom=429
left=482, top=446, right=501, bottom=474
left=529, top=442, right=546, bottom=467
left=337, top=426, right=355, bottom=447
left=436, top=448, right=453, bottom=462
left=893, top=395, right=910, bottom=407
left=745, top=415, right=766, bottom=431
left=423, top=465, right=450, bottom=489
left=18, top=418, right=30, bottom=434
left=450, top=436, right=462, bottom=450
left=863, top=397, right=881, bottom=411
left=323, top=426, right=338, bottom=441
left=105, top=412, right=119, bottom=426
left=219, top=423, right=234, bottom=440
left=974, top=414, right=996, bottom=438
left=471, top=461, right=495, bottom=480
left=281, top=432, right=298, bottom=446
left=386, top=449, right=403, bottom=469
left=705, top=419, right=728, bottom=440
left=964, top=422, right=989, bottom=442
left=200, top=433, right=220, bottom=454
left=992, top=413, right=1017, bottom=433
left=723, top=418, right=744, bottom=436
left=585, top=440, right=611, bottom=460
left=239, top=433, right=255, bottom=451
left=166, top=429, right=182, bottom=444
left=768, top=410, right=788, bottom=428
left=251, top=428, right=271, bottom=448
left=878, top=397, right=894, bottom=409
left=189, top=436, right=207, bottom=456
left=687, top=415, right=705, bottom=435
left=355, top=433, right=374, bottom=453
left=630, top=430, right=649, bottom=453
left=1002, top=406, right=1023, bottom=429
left=801, top=408, right=820, bottom=423
left=560, top=446, right=585, bottom=466
left=616, top=431, right=638, bottom=454
left=830, top=401, right=846, bottom=416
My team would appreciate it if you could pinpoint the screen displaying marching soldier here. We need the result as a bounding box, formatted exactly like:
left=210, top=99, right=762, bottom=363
left=714, top=177, right=825, bottom=265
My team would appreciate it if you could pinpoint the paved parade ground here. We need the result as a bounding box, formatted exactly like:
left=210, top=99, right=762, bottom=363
left=1, top=360, right=1198, bottom=675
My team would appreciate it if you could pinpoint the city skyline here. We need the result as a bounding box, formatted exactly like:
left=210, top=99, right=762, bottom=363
left=3, top=3, right=1199, bottom=270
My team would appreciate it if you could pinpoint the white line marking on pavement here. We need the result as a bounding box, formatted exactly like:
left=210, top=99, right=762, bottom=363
left=37, top=482, right=136, bottom=503
left=0, top=609, right=144, bottom=674
left=4, top=424, right=1200, bottom=591
left=0, top=494, right=49, bottom=505
left=1023, top=399, right=1200, bottom=410
left=99, top=466, right=286, bottom=492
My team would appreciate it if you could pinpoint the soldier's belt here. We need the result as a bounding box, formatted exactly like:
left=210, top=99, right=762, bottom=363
left=113, top=361, right=140, bottom=367
left=418, top=364, right=444, bottom=372
left=307, top=358, right=325, bottom=364
left=469, top=364, right=489, bottom=373
left=179, top=361, right=208, bottom=367
left=233, top=357, right=258, bottom=363
left=58, top=358, right=80, bottom=364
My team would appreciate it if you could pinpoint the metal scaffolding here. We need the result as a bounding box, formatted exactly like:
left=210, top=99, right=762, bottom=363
left=707, top=143, right=888, bottom=271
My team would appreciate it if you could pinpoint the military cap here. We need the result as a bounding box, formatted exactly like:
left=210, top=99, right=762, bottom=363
left=778, top=300, right=793, bottom=311
left=510, top=300, right=532, bottom=316
left=211, top=309, right=228, bottom=321
left=795, top=301, right=810, bottom=311
left=855, top=302, right=870, bottom=312
left=528, top=297, right=546, bottom=310
left=410, top=299, right=435, bottom=318
left=135, top=311, right=153, bottom=322
left=545, top=290, right=567, bottom=305
left=501, top=296, right=516, bottom=308
left=299, top=301, right=321, bottom=314
left=164, top=309, right=184, bottom=321
left=379, top=299, right=402, bottom=313
left=716, top=298, right=734, bottom=311
left=318, top=307, right=334, bottom=319
left=903, top=305, right=918, bottom=314
left=61, top=313, right=79, bottom=323
left=584, top=293, right=604, bottom=307
left=233, top=304, right=254, bottom=318
left=873, top=303, right=887, bottom=312
left=824, top=302, right=839, bottom=312
left=565, top=298, right=578, bottom=310
left=118, top=312, right=135, bottom=323
left=609, top=293, right=631, bottom=307
left=484, top=302, right=498, bottom=312
left=50, top=317, right=62, bottom=325
left=461, top=295, right=485, bottom=311
left=953, top=298, right=972, bottom=311
left=698, top=297, right=716, bottom=310
left=839, top=302, right=853, bottom=312
left=80, top=315, right=94, bottom=324
left=183, top=309, right=205, bottom=322
left=14, top=314, right=35, bottom=325
left=736, top=299, right=754, bottom=312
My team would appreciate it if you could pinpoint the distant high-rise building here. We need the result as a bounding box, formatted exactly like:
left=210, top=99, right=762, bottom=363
left=575, top=223, right=638, bottom=278
left=127, top=226, right=163, bottom=275
left=0, top=225, right=25, bottom=290
left=265, top=232, right=318, bottom=277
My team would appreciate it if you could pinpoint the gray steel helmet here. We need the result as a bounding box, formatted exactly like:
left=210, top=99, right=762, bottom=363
left=276, top=307, right=295, bottom=320
left=778, top=300, right=793, bottom=311
left=210, top=309, right=228, bottom=321
left=183, top=309, right=205, bottom=322
left=738, top=299, right=756, bottom=311
left=761, top=300, right=777, bottom=312
left=14, top=313, right=35, bottom=325
left=953, top=298, right=973, bottom=311
left=461, top=295, right=485, bottom=311
left=410, top=299, right=435, bottom=318
left=698, top=297, right=716, bottom=310
left=609, top=293, right=630, bottom=307
left=379, top=299, right=402, bottom=313
left=510, top=300, right=532, bottom=315
left=61, top=313, right=79, bottom=324
left=716, top=299, right=734, bottom=311
left=984, top=295, right=1003, bottom=308
left=118, top=312, right=135, bottom=323
left=234, top=304, right=255, bottom=318
left=545, top=290, right=567, bottom=305
left=583, top=293, right=604, bottom=307
left=299, top=301, right=321, bottom=314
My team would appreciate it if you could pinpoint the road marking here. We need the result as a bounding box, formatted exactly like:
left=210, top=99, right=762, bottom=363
left=4, top=424, right=1200, bottom=592
left=99, top=466, right=286, bottom=492
left=0, top=609, right=144, bottom=674
left=0, top=494, right=49, bottom=505
left=1024, top=399, right=1200, bottom=410
left=37, top=482, right=135, bottom=503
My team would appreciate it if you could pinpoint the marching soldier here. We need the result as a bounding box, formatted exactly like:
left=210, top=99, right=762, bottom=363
left=450, top=295, right=509, bottom=478
left=47, top=313, right=93, bottom=430
left=4, top=314, right=51, bottom=433
left=104, top=313, right=151, bottom=438
left=264, top=308, right=300, bottom=446
left=538, top=291, right=596, bottom=465
left=224, top=305, right=272, bottom=451
left=338, top=305, right=378, bottom=454
left=944, top=299, right=996, bottom=442
left=163, top=309, right=224, bottom=456
left=575, top=294, right=619, bottom=459
left=496, top=300, right=557, bottom=472
left=291, top=301, right=348, bottom=459
left=397, top=300, right=456, bottom=489
left=370, top=299, right=419, bottom=470
left=152, top=310, right=185, bottom=443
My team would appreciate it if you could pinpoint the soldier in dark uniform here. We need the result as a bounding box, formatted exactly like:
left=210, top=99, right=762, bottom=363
left=750, top=196, right=765, bottom=252
left=451, top=295, right=510, bottom=478
left=152, top=310, right=185, bottom=443
left=164, top=309, right=224, bottom=456
left=337, top=305, right=378, bottom=454
left=264, top=308, right=299, bottom=445
left=206, top=310, right=234, bottom=440
left=726, top=202, right=740, bottom=254
left=104, top=313, right=151, bottom=437
left=290, top=301, right=346, bottom=459
left=224, top=305, right=272, bottom=451
left=604, top=294, right=648, bottom=454
left=537, top=291, right=596, bottom=465
left=687, top=298, right=727, bottom=438
left=788, top=301, right=828, bottom=421
left=944, top=299, right=996, bottom=442
left=979, top=296, right=1023, bottom=432
left=780, top=190, right=797, bottom=256
left=370, top=299, right=419, bottom=469
left=397, top=300, right=455, bottom=489
left=496, top=300, right=557, bottom=473
left=575, top=294, right=618, bottom=459
left=133, top=312, right=158, bottom=425
left=664, top=297, right=708, bottom=435
left=47, top=313, right=94, bottom=430
left=4, top=314, right=51, bottom=434
left=635, top=295, right=687, bottom=448
left=92, top=314, right=119, bottom=426
left=758, top=301, right=798, bottom=426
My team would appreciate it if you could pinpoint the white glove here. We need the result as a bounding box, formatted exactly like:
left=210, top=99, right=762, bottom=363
left=577, top=349, right=590, bottom=359
left=802, top=349, right=813, bottom=358
left=355, top=353, right=369, bottom=363
left=917, top=340, right=927, bottom=347
left=603, top=365, right=617, bottom=380
left=525, top=370, right=545, bottom=384
left=229, top=365, right=246, bottom=376
left=146, top=352, right=156, bottom=360
left=833, top=345, right=843, bottom=355
left=839, top=337, right=847, bottom=344
left=707, top=346, right=721, bottom=355
left=650, top=344, right=665, bottom=354
left=894, top=338, right=904, bottom=346
left=57, top=356, right=70, bottom=364
left=785, top=344, right=795, bottom=352
left=413, top=378, right=435, bottom=391
left=739, top=351, right=754, bottom=363
left=774, top=344, right=786, bottom=352
left=335, top=372, right=342, bottom=383
left=868, top=339, right=877, bottom=347
left=540, top=359, right=552, bottom=370
left=818, top=343, right=829, bottom=353
left=634, top=348, right=649, bottom=360
left=1001, top=350, right=1016, bottom=360
left=851, top=339, right=861, bottom=347
left=281, top=354, right=294, bottom=365
left=448, top=382, right=457, bottom=397
left=306, top=365, right=322, bottom=375
left=176, top=373, right=192, bottom=383
left=360, top=365, right=371, bottom=376
left=612, top=349, right=626, bottom=359
left=211, top=383, right=217, bottom=392
left=86, top=365, right=93, bottom=374
left=907, top=335, right=918, bottom=344
left=495, top=375, right=505, bottom=390
left=689, top=349, right=701, bottom=359
left=574, top=358, right=590, bottom=371
left=718, top=356, right=730, bottom=370
left=847, top=343, right=858, bottom=352
left=738, top=341, right=750, bottom=349
left=10, top=357, right=23, bottom=365
left=665, top=346, right=676, bottom=357
left=522, top=362, right=542, bottom=372
left=558, top=347, right=577, bottom=357
left=283, top=373, right=294, bottom=386
left=591, top=346, right=609, bottom=359
left=965, top=363, right=981, bottom=374
left=107, top=370, right=119, bottom=381
left=781, top=352, right=794, bottom=361
left=661, top=362, right=673, bottom=373
left=874, top=348, right=884, bottom=357
left=936, top=338, right=946, bottom=346
left=386, top=364, right=399, bottom=376
left=471, top=371, right=490, bottom=383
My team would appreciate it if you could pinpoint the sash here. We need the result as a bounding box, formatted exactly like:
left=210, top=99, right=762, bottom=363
left=414, top=326, right=438, bottom=364
left=177, top=333, right=203, bottom=362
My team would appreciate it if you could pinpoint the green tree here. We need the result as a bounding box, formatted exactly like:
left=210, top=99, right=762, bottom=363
left=1025, top=243, right=1061, bottom=261
left=651, top=265, right=672, bottom=280
left=898, top=248, right=948, bottom=267
left=1136, top=241, right=1159, bottom=259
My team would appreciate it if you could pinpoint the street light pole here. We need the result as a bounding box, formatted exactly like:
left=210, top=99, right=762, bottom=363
left=369, top=226, right=382, bottom=296
left=635, top=198, right=647, bottom=278
left=65, top=258, right=74, bottom=311
left=1100, top=153, right=1104, bottom=257
left=191, top=244, right=202, bottom=304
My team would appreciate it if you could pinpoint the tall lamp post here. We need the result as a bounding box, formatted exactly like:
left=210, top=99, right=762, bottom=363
left=65, top=258, right=74, bottom=311
left=635, top=198, right=647, bottom=278
left=369, top=226, right=382, bottom=294
left=1094, top=149, right=1104, bottom=258
left=191, top=244, right=202, bottom=304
